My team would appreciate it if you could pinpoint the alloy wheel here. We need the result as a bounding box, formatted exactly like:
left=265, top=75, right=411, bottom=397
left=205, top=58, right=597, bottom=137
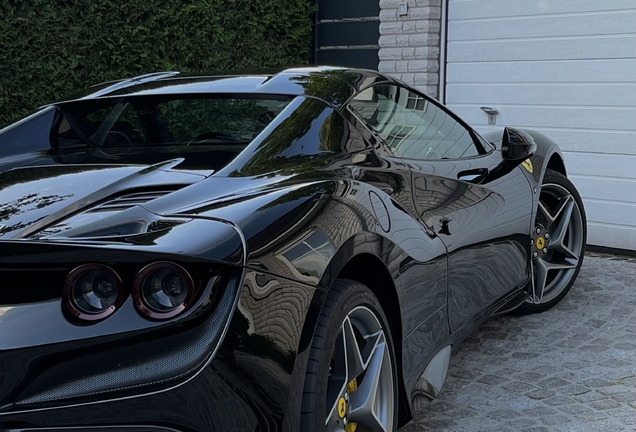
left=325, top=306, right=395, bottom=432
left=529, top=183, right=585, bottom=304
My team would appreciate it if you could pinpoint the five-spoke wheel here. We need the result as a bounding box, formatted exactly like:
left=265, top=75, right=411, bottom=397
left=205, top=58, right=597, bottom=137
left=301, top=280, right=398, bottom=432
left=517, top=169, right=587, bottom=314
left=325, top=307, right=394, bottom=431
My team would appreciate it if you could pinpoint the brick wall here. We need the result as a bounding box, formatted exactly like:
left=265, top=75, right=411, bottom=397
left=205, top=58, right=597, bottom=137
left=378, top=0, right=442, bottom=98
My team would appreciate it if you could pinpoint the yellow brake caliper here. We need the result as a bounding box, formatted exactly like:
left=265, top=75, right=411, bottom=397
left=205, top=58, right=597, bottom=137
left=346, top=379, right=358, bottom=432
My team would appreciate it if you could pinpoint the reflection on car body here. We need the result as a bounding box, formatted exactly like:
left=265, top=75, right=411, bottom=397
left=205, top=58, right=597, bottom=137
left=0, top=67, right=586, bottom=431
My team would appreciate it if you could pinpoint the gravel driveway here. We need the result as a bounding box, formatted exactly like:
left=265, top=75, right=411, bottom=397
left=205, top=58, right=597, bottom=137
left=401, top=254, right=636, bottom=432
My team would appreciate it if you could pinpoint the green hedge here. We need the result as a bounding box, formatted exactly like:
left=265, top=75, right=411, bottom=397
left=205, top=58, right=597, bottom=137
left=0, top=0, right=315, bottom=127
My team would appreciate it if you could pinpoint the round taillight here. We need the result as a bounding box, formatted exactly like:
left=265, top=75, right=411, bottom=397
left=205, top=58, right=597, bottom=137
left=133, top=262, right=194, bottom=319
left=64, top=264, right=124, bottom=321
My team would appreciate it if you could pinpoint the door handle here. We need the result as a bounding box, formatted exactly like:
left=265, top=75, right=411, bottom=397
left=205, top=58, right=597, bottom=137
left=435, top=217, right=458, bottom=236
left=458, top=168, right=488, bottom=184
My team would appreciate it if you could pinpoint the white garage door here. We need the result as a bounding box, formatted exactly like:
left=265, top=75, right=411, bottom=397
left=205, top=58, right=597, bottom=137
left=445, top=0, right=636, bottom=251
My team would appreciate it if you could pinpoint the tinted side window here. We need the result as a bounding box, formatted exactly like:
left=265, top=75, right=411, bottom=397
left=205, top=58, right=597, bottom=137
left=349, top=85, right=479, bottom=160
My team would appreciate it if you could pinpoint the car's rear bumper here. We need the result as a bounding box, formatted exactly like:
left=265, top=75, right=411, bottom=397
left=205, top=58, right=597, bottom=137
left=0, top=267, right=321, bottom=431
left=0, top=355, right=288, bottom=431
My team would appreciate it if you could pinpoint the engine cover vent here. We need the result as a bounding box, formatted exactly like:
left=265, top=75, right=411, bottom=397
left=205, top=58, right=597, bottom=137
left=87, top=190, right=177, bottom=213
left=34, top=187, right=184, bottom=239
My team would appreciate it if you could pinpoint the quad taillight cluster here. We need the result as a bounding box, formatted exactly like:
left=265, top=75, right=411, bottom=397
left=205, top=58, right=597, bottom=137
left=63, top=262, right=195, bottom=323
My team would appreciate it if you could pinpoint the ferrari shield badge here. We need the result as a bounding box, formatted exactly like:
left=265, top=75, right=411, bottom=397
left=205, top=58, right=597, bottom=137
left=522, top=159, right=534, bottom=174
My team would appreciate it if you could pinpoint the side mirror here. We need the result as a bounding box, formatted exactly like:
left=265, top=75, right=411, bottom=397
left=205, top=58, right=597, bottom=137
left=502, top=127, right=537, bottom=161
left=483, top=127, right=537, bottom=184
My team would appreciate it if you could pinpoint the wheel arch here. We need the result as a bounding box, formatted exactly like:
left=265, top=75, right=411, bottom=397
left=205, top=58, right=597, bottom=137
left=547, top=152, right=567, bottom=177
left=336, top=252, right=412, bottom=427
left=298, top=197, right=446, bottom=427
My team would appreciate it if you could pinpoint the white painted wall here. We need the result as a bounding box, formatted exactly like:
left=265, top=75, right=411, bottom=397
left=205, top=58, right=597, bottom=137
left=445, top=0, right=636, bottom=251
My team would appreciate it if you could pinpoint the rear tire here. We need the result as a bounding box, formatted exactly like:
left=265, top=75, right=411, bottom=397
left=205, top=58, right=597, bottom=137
left=301, top=279, right=398, bottom=432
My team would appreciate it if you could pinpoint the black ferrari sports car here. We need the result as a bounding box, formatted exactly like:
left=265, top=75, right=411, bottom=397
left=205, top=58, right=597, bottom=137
left=0, top=67, right=586, bottom=431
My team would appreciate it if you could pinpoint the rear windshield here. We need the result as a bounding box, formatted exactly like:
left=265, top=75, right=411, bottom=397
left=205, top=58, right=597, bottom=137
left=56, top=96, right=292, bottom=149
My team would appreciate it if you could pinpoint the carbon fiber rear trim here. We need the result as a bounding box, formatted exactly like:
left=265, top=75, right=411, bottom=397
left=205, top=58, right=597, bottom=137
left=15, top=277, right=239, bottom=406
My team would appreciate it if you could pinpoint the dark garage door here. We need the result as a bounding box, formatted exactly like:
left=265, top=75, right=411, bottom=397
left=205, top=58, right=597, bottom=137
left=314, top=0, right=380, bottom=70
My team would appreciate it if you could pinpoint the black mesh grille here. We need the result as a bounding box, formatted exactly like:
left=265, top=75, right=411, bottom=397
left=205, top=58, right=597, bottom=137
left=15, top=277, right=239, bottom=406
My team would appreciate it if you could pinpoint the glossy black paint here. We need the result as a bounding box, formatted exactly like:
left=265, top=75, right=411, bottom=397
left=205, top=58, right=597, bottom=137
left=0, top=67, right=566, bottom=431
left=408, top=150, right=533, bottom=333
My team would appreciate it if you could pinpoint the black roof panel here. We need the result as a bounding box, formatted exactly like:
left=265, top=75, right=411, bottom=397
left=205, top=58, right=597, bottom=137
left=54, top=67, right=397, bottom=109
